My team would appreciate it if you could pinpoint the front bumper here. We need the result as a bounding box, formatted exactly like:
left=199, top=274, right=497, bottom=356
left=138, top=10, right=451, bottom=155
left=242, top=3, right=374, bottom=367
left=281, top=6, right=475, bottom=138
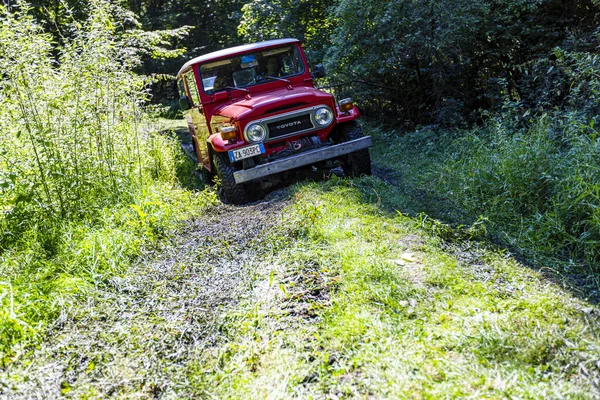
left=233, top=136, right=372, bottom=184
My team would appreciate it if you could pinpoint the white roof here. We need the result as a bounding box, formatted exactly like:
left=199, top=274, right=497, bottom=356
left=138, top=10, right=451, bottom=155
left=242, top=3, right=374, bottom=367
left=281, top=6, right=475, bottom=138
left=177, top=38, right=300, bottom=77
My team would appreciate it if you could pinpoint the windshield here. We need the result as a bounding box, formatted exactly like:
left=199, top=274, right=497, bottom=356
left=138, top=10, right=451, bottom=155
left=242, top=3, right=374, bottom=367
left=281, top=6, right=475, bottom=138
left=200, top=45, right=305, bottom=94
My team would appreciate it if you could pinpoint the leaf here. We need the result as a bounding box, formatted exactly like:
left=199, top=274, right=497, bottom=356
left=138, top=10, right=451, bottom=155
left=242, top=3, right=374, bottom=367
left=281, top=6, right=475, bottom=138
left=60, top=382, right=72, bottom=395
left=278, top=283, right=288, bottom=296
left=400, top=252, right=419, bottom=263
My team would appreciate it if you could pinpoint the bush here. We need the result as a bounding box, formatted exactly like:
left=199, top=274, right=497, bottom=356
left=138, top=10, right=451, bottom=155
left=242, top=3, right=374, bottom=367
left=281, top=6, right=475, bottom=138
left=1, top=2, right=159, bottom=235
left=439, top=113, right=600, bottom=274
left=0, top=1, right=214, bottom=363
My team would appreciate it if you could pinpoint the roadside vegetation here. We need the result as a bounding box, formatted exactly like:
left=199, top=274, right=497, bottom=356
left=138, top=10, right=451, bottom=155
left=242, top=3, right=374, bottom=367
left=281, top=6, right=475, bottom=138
left=1, top=0, right=600, bottom=397
left=0, top=1, right=216, bottom=364
left=241, top=0, right=600, bottom=290
left=187, top=179, right=600, bottom=398
left=369, top=117, right=600, bottom=298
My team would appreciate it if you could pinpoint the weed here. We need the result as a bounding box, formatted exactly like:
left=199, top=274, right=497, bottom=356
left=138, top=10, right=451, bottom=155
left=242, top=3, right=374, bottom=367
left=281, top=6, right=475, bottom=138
left=0, top=1, right=215, bottom=361
left=186, top=180, right=600, bottom=398
left=366, top=119, right=600, bottom=294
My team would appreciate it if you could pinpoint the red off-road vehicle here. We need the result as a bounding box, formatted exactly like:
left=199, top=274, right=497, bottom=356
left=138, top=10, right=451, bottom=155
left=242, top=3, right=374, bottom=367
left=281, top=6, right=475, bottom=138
left=176, top=38, right=371, bottom=204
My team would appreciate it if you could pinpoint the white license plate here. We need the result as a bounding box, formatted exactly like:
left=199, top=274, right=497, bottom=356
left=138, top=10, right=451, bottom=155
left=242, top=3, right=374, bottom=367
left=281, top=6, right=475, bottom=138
left=228, top=144, right=265, bottom=162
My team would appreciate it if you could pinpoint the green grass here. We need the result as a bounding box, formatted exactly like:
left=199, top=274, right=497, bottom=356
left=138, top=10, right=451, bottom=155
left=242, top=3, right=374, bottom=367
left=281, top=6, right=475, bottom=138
left=187, top=178, right=600, bottom=398
left=367, top=119, right=600, bottom=295
left=0, top=3, right=219, bottom=363
left=0, top=127, right=218, bottom=365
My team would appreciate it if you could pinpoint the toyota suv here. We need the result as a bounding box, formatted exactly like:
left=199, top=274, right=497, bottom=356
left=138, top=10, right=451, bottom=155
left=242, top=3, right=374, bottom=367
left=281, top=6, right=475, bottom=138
left=176, top=38, right=371, bottom=204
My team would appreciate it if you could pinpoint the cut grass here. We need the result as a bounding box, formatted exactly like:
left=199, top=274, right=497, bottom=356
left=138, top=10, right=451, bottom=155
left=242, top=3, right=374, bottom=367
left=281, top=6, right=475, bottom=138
left=189, top=177, right=600, bottom=398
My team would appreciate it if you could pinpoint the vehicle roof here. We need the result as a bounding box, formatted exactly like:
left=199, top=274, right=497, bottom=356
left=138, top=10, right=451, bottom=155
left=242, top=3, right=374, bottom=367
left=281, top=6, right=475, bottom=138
left=176, top=38, right=300, bottom=78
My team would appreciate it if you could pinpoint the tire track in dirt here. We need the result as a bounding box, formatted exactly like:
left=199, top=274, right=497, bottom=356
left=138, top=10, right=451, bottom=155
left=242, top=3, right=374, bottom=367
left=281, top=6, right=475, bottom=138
left=0, top=191, right=291, bottom=399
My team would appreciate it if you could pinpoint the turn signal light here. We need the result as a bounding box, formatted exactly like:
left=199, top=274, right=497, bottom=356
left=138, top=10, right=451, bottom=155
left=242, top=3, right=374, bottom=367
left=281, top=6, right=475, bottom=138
left=339, top=98, right=354, bottom=113
left=220, top=124, right=236, bottom=140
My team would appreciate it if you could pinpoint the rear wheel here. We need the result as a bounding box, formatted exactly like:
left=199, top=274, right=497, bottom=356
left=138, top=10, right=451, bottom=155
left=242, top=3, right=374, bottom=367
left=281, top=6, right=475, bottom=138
left=213, top=152, right=248, bottom=204
left=338, top=122, right=371, bottom=177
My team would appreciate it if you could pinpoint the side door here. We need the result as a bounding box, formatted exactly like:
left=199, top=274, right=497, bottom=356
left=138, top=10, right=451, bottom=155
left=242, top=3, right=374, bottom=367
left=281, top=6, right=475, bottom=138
left=182, top=71, right=211, bottom=170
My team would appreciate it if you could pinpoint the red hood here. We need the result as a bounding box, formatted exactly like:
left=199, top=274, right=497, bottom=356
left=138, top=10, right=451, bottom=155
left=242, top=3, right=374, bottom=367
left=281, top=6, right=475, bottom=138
left=211, top=86, right=333, bottom=121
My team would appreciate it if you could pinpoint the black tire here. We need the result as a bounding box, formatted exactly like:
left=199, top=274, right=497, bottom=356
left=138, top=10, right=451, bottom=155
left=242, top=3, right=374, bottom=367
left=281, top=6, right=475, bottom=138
left=198, top=166, right=215, bottom=185
left=339, top=122, right=371, bottom=177
left=213, top=152, right=248, bottom=204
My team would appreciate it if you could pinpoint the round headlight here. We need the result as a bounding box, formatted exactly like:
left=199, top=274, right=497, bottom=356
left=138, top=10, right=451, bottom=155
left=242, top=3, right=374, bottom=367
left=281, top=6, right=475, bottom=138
left=314, top=107, right=333, bottom=126
left=245, top=123, right=266, bottom=143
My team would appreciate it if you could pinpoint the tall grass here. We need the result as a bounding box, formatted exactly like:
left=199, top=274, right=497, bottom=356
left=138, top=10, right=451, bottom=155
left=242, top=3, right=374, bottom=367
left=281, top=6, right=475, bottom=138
left=439, top=113, right=600, bottom=279
left=1, top=2, right=148, bottom=232
left=0, top=1, right=213, bottom=363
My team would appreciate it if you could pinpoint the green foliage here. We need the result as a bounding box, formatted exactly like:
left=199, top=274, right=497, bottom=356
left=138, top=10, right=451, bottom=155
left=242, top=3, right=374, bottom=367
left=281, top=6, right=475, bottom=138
left=439, top=114, right=600, bottom=274
left=0, top=1, right=188, bottom=241
left=189, top=180, right=600, bottom=397
left=239, top=0, right=335, bottom=63
left=238, top=0, right=600, bottom=126
left=327, top=0, right=598, bottom=125
left=366, top=117, right=600, bottom=285
left=0, top=1, right=217, bottom=362
left=119, top=0, right=246, bottom=104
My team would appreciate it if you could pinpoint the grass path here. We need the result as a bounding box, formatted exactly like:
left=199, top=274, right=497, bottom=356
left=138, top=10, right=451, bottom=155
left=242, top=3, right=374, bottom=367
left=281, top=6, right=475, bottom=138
left=0, top=194, right=291, bottom=398
left=186, top=179, right=600, bottom=398
left=1, top=124, right=599, bottom=398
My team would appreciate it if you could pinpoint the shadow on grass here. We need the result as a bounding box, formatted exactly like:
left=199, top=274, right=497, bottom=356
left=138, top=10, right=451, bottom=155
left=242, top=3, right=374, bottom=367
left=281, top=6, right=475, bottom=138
left=296, top=170, right=600, bottom=307
left=355, top=122, right=600, bottom=304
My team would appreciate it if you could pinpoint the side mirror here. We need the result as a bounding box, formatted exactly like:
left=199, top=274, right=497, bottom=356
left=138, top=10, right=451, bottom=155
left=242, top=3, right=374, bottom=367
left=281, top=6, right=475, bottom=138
left=312, top=64, right=325, bottom=79
left=179, top=96, right=192, bottom=111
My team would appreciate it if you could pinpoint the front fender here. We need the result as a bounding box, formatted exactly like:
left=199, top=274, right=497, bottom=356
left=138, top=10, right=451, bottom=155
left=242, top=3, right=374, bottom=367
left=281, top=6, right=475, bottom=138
left=335, top=105, right=361, bottom=124
left=209, top=133, right=247, bottom=153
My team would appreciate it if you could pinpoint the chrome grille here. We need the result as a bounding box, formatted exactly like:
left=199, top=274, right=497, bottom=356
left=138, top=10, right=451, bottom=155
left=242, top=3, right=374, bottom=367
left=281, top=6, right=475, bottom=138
left=243, top=105, right=334, bottom=143
left=267, top=114, right=313, bottom=139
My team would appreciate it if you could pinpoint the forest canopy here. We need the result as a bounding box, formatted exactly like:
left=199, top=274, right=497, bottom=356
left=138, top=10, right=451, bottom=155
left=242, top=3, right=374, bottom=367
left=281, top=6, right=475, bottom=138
left=21, top=0, right=600, bottom=127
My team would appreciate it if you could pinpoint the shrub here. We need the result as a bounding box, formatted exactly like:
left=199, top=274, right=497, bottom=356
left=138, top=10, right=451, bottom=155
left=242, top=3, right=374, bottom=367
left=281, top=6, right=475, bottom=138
left=0, top=1, right=210, bottom=362
left=439, top=113, right=600, bottom=275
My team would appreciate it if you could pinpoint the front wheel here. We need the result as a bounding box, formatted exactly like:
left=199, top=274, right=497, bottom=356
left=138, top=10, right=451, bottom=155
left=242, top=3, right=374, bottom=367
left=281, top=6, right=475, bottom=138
left=198, top=165, right=215, bottom=186
left=338, top=122, right=371, bottom=177
left=212, top=152, right=248, bottom=204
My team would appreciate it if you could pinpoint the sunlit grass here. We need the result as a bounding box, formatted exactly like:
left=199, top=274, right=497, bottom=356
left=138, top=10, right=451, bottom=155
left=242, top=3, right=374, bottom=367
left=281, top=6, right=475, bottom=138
left=0, top=3, right=217, bottom=361
left=366, top=119, right=600, bottom=294
left=188, top=178, right=600, bottom=398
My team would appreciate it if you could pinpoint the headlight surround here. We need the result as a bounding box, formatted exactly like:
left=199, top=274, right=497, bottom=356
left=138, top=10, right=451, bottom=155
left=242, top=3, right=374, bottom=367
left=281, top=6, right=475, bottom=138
left=314, top=107, right=333, bottom=126
left=244, top=123, right=266, bottom=143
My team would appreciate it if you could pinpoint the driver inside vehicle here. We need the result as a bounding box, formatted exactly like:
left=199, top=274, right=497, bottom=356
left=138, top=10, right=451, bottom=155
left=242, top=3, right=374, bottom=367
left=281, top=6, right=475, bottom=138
left=213, top=69, right=233, bottom=91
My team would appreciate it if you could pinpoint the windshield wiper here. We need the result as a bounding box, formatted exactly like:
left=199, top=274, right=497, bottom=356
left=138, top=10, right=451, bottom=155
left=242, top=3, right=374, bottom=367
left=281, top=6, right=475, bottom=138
left=224, top=86, right=250, bottom=93
left=265, top=76, right=291, bottom=83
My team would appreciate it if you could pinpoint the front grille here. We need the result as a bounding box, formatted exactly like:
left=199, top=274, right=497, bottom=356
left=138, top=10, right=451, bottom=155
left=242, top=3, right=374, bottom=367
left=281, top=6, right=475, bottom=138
left=267, top=141, right=286, bottom=149
left=267, top=113, right=313, bottom=139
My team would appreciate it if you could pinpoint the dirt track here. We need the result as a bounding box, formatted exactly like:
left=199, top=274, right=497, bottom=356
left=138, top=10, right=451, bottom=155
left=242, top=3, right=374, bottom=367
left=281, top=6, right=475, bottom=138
left=0, top=192, right=290, bottom=399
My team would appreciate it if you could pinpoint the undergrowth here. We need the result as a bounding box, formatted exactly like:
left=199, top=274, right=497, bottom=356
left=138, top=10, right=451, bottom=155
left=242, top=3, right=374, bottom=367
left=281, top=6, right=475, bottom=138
left=188, top=178, right=600, bottom=398
left=441, top=114, right=600, bottom=275
left=0, top=2, right=215, bottom=363
left=368, top=116, right=600, bottom=295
